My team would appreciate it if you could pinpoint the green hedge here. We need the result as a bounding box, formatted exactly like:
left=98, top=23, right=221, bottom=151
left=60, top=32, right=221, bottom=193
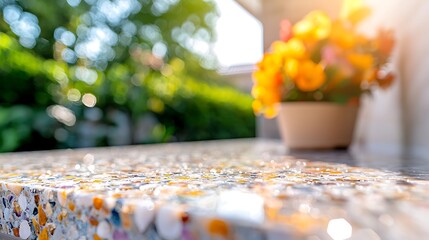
left=0, top=34, right=255, bottom=152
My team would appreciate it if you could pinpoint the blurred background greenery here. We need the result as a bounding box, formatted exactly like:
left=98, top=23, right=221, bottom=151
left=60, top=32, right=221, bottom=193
left=0, top=0, right=255, bottom=152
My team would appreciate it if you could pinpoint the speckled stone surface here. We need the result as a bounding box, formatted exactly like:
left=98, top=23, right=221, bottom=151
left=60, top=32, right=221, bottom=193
left=0, top=139, right=429, bottom=240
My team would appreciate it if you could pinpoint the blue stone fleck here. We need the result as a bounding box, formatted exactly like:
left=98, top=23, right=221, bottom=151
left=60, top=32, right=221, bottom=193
left=111, top=208, right=121, bottom=226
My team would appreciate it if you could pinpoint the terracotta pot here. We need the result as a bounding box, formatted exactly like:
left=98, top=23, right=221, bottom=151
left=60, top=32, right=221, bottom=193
left=277, top=102, right=358, bottom=149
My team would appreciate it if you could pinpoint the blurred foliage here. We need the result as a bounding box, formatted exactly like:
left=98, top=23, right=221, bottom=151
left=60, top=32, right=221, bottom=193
left=0, top=0, right=255, bottom=152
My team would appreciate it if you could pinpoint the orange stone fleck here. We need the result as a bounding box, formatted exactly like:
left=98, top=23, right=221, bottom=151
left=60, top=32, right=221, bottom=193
left=181, top=212, right=190, bottom=223
left=286, top=213, right=321, bottom=232
left=93, top=197, right=103, bottom=210
left=12, top=228, right=19, bottom=237
left=39, top=228, right=49, bottom=240
left=207, top=218, right=229, bottom=237
left=89, top=216, right=99, bottom=226
left=34, top=195, right=40, bottom=206
left=120, top=212, right=132, bottom=229
left=68, top=202, right=76, bottom=212
left=6, top=184, right=23, bottom=195
left=102, top=205, right=110, bottom=215
left=38, top=205, right=47, bottom=226
left=32, top=217, right=40, bottom=234
left=265, top=199, right=282, bottom=221
left=93, top=234, right=102, bottom=240
left=112, top=193, right=123, bottom=198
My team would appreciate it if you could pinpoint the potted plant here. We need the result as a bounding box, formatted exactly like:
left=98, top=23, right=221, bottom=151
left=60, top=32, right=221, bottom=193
left=252, top=2, right=395, bottom=149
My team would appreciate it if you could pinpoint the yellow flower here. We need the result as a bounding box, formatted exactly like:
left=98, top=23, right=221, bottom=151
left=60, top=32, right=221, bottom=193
left=257, top=53, right=283, bottom=71
left=340, top=0, right=371, bottom=25
left=271, top=41, right=287, bottom=52
left=251, top=85, right=281, bottom=118
left=263, top=105, right=277, bottom=119
left=284, top=58, right=299, bottom=78
left=295, top=61, right=326, bottom=92
left=253, top=68, right=282, bottom=88
left=293, top=11, right=331, bottom=41
left=252, top=100, right=263, bottom=114
left=286, top=38, right=306, bottom=59
left=253, top=81, right=282, bottom=102
left=271, top=38, right=306, bottom=59
left=347, top=53, right=374, bottom=69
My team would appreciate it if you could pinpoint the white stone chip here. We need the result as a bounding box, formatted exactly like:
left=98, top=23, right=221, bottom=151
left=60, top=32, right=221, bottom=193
left=18, top=194, right=27, bottom=211
left=3, top=208, right=10, bottom=220
left=19, top=220, right=31, bottom=239
left=74, top=194, right=93, bottom=207
left=155, top=205, right=182, bottom=240
left=134, top=199, right=155, bottom=233
left=97, top=220, right=111, bottom=239
left=217, top=190, right=265, bottom=224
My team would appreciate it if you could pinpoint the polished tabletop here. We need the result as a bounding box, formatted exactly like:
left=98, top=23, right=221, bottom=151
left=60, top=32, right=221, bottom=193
left=0, top=139, right=428, bottom=240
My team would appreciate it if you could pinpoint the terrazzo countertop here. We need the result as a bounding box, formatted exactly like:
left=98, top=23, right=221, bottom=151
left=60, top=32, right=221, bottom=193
left=0, top=139, right=429, bottom=240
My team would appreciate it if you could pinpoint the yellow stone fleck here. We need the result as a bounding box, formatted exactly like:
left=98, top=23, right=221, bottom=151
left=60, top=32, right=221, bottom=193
left=236, top=179, right=247, bottom=184
left=177, top=176, right=190, bottom=181
left=39, top=228, right=49, bottom=240
left=57, top=191, right=67, bottom=207
left=45, top=203, right=53, bottom=217
left=32, top=217, right=40, bottom=234
left=13, top=201, right=22, bottom=215
left=38, top=205, right=47, bottom=226
left=57, top=214, right=62, bottom=222
left=181, top=190, right=204, bottom=197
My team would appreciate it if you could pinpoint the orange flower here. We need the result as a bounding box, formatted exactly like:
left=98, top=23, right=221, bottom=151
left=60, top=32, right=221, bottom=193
left=251, top=5, right=395, bottom=119
left=295, top=61, right=326, bottom=92
left=376, top=28, right=395, bottom=56
left=377, top=72, right=394, bottom=89
left=364, top=68, right=378, bottom=83
left=347, top=53, right=374, bottom=69
left=329, top=21, right=356, bottom=49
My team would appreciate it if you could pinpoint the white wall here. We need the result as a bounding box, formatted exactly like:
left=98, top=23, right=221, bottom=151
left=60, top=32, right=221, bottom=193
left=353, top=0, right=429, bottom=159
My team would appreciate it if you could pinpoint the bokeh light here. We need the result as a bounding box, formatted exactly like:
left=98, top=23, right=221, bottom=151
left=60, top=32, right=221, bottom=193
left=327, top=218, right=352, bottom=240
